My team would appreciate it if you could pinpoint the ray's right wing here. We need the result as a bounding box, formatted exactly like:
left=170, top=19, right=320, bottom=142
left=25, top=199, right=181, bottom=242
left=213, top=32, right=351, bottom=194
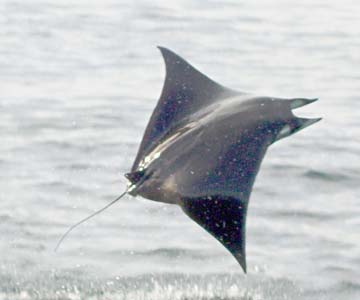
left=131, top=47, right=239, bottom=172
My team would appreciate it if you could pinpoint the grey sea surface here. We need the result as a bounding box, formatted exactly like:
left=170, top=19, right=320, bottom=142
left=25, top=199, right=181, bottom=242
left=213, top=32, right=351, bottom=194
left=1, top=0, right=359, bottom=299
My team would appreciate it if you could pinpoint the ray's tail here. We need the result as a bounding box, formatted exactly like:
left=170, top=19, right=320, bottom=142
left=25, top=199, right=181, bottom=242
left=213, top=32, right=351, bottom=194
left=55, top=189, right=129, bottom=251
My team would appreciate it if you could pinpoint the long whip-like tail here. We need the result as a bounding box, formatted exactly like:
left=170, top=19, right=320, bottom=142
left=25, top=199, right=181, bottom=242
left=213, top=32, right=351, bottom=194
left=55, top=189, right=129, bottom=252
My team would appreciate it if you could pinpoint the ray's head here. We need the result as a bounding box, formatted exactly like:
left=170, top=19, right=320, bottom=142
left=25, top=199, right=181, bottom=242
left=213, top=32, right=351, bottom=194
left=253, top=97, right=321, bottom=143
left=279, top=97, right=321, bottom=141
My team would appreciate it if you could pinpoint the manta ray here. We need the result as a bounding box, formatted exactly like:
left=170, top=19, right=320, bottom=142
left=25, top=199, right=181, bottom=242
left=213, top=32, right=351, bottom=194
left=56, top=47, right=320, bottom=273
left=124, top=47, right=321, bottom=273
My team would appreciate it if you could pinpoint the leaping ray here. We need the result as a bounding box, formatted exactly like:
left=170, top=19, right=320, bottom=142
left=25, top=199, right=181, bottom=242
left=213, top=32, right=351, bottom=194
left=126, top=47, right=321, bottom=273
left=57, top=47, right=321, bottom=273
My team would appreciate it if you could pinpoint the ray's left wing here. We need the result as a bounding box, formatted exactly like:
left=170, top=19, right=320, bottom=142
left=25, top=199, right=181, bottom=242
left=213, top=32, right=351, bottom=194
left=181, top=195, right=248, bottom=272
left=174, top=116, right=273, bottom=273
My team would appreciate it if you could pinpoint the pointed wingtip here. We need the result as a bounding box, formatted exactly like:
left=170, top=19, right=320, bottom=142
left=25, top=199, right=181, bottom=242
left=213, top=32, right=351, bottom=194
left=156, top=45, right=166, bottom=52
left=234, top=252, right=247, bottom=274
left=157, top=46, right=175, bottom=58
left=241, top=262, right=247, bottom=274
left=156, top=46, right=186, bottom=69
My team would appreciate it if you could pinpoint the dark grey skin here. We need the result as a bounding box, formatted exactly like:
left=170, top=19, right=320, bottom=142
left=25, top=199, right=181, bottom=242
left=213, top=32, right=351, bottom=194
left=126, top=47, right=321, bottom=273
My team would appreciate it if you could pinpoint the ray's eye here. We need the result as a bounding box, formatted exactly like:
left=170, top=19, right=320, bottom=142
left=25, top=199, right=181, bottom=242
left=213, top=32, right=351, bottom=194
left=276, top=124, right=292, bottom=141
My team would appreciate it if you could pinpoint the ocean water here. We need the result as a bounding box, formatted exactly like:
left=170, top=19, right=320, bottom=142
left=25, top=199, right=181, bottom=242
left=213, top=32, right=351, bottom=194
left=0, top=0, right=359, bottom=299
